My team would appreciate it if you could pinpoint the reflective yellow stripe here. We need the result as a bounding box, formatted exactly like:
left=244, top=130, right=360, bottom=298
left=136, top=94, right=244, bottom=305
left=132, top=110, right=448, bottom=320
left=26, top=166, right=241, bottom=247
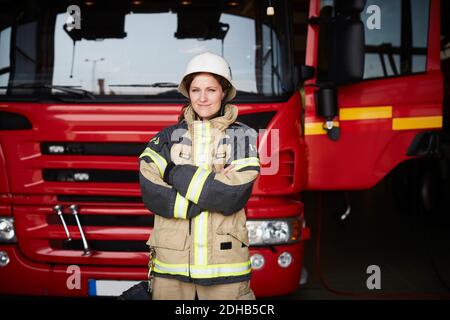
left=339, top=106, right=392, bottom=120
left=153, top=259, right=189, bottom=276
left=193, top=171, right=210, bottom=203
left=185, top=167, right=211, bottom=204
left=305, top=115, right=442, bottom=134
left=152, top=259, right=252, bottom=278
left=174, top=193, right=189, bottom=219
left=190, top=261, right=252, bottom=279
left=139, top=147, right=167, bottom=177
left=304, top=121, right=340, bottom=135
left=392, top=116, right=443, bottom=130
left=305, top=105, right=441, bottom=135
left=231, top=157, right=260, bottom=171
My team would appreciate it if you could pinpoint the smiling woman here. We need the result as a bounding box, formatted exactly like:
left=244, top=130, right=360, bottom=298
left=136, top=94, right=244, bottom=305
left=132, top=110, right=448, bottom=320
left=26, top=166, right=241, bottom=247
left=187, top=73, right=226, bottom=120
left=189, top=73, right=224, bottom=120
left=139, top=52, right=260, bottom=300
left=177, top=52, right=237, bottom=122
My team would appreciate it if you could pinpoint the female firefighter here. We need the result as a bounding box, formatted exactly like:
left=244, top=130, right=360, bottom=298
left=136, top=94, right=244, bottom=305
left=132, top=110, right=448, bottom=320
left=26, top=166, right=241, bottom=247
left=138, top=52, right=260, bottom=300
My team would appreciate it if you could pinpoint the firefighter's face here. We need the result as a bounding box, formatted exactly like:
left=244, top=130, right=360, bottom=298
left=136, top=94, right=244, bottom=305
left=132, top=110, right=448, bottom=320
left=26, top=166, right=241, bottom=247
left=189, top=73, right=225, bottom=120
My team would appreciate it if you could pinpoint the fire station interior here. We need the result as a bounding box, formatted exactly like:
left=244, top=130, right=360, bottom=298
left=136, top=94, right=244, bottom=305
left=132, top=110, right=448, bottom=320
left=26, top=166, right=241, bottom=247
left=286, top=0, right=450, bottom=300
left=0, top=0, right=449, bottom=300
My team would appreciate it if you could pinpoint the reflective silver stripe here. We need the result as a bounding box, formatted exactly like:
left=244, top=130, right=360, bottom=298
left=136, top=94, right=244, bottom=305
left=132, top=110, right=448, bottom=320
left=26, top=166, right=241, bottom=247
left=231, top=157, right=260, bottom=166
left=174, top=193, right=189, bottom=219
left=194, top=211, right=208, bottom=265
left=185, top=167, right=211, bottom=203
left=139, top=147, right=167, bottom=177
left=153, top=259, right=189, bottom=276
left=192, top=122, right=210, bottom=267
left=194, top=122, right=203, bottom=166
left=190, top=261, right=252, bottom=278
left=153, top=259, right=251, bottom=278
left=231, top=157, right=260, bottom=171
left=202, top=122, right=211, bottom=169
left=194, top=122, right=211, bottom=169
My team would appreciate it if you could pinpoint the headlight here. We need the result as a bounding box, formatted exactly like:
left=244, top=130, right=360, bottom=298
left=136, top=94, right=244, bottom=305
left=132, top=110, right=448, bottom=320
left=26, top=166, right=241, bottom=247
left=246, top=217, right=302, bottom=246
left=0, top=217, right=16, bottom=243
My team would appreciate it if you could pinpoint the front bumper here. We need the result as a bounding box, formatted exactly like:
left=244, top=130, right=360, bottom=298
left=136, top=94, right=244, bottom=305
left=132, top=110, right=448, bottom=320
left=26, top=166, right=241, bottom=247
left=0, top=246, right=146, bottom=297
left=0, top=241, right=307, bottom=297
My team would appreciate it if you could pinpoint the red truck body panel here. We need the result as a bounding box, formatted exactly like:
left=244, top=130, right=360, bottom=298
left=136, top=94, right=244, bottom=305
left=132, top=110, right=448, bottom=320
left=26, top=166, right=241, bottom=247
left=304, top=0, right=443, bottom=190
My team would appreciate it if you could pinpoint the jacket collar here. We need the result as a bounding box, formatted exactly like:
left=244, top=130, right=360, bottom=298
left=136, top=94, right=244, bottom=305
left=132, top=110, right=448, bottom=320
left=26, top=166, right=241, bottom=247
left=184, top=104, right=238, bottom=131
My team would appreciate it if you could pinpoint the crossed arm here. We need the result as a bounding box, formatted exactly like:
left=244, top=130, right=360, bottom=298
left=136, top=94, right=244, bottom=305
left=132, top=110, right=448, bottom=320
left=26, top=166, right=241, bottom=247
left=138, top=132, right=260, bottom=219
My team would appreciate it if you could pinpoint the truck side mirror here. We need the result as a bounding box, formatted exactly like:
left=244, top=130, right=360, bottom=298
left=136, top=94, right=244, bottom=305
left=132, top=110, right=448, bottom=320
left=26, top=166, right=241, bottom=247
left=315, top=0, right=366, bottom=86
left=335, top=0, right=366, bottom=14
left=328, top=18, right=365, bottom=85
left=315, top=86, right=340, bottom=141
left=328, top=1, right=366, bottom=85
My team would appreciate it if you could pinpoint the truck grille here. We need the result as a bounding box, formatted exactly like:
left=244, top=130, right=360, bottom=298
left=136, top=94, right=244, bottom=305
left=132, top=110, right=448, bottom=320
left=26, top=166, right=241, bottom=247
left=57, top=195, right=142, bottom=203
left=50, top=240, right=148, bottom=252
left=14, top=202, right=153, bottom=266
left=3, top=104, right=180, bottom=267
left=43, top=169, right=138, bottom=183
left=46, top=213, right=154, bottom=227
left=41, top=142, right=146, bottom=156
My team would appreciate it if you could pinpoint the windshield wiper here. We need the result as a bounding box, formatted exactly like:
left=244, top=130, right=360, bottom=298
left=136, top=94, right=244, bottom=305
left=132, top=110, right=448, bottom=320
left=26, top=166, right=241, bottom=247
left=108, top=82, right=178, bottom=88
left=1, top=84, right=96, bottom=100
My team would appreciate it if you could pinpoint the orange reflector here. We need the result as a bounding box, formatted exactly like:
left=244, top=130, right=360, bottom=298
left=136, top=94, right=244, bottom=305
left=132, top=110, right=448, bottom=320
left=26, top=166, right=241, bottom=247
left=291, top=217, right=302, bottom=241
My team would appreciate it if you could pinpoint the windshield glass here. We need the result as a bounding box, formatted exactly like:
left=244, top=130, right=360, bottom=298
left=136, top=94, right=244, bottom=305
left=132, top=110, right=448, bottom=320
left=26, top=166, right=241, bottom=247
left=0, top=0, right=294, bottom=102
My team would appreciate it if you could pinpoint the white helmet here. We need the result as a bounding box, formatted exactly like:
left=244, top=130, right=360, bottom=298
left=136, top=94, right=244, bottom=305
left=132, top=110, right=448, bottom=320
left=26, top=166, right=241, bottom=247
left=178, top=52, right=236, bottom=102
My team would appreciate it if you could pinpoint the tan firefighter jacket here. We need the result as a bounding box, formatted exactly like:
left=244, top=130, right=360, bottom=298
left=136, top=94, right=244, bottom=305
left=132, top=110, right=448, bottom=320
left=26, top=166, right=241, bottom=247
left=139, top=104, right=260, bottom=285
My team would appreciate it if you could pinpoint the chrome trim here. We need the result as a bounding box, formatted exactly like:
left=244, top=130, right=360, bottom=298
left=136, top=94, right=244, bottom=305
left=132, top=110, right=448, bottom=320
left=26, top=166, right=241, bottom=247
left=53, top=205, right=71, bottom=241
left=69, top=204, right=92, bottom=256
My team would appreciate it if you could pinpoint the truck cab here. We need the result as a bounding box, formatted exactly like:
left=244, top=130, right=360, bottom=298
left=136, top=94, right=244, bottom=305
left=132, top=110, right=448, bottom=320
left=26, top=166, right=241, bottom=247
left=0, top=0, right=309, bottom=297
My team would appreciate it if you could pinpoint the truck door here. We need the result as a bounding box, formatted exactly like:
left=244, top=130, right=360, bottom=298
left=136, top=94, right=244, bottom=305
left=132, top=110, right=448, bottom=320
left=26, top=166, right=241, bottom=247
left=304, top=0, right=442, bottom=190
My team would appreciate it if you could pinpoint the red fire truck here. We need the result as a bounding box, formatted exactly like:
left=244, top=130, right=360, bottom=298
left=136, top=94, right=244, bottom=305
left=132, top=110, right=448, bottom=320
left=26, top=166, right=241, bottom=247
left=0, top=0, right=443, bottom=297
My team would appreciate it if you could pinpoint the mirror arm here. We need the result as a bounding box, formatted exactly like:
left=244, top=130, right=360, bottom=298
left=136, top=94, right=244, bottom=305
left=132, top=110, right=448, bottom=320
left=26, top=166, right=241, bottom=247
left=305, top=83, right=340, bottom=141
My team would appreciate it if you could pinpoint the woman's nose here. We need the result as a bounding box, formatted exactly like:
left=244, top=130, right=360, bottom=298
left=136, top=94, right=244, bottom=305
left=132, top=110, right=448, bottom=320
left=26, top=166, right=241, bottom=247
left=200, top=91, right=207, bottom=101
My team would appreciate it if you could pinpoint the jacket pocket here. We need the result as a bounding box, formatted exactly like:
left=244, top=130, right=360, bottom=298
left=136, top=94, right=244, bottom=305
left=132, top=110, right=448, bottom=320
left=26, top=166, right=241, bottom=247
left=217, top=227, right=250, bottom=248
left=229, top=228, right=250, bottom=247
left=146, top=227, right=188, bottom=251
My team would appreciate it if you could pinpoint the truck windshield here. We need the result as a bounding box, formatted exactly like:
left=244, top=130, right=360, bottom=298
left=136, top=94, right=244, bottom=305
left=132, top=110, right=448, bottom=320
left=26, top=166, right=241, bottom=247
left=0, top=0, right=295, bottom=102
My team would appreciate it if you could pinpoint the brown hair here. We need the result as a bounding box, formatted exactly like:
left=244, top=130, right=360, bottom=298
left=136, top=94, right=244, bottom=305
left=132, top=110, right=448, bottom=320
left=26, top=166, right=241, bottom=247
left=178, top=72, right=231, bottom=122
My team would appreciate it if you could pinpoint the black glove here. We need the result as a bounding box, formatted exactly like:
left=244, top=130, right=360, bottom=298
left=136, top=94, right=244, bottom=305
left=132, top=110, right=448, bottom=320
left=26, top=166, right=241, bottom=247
left=163, top=161, right=176, bottom=184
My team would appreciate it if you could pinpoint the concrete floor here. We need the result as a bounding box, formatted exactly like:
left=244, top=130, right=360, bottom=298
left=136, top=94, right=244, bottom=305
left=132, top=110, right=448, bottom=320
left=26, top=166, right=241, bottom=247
left=274, top=174, right=450, bottom=300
